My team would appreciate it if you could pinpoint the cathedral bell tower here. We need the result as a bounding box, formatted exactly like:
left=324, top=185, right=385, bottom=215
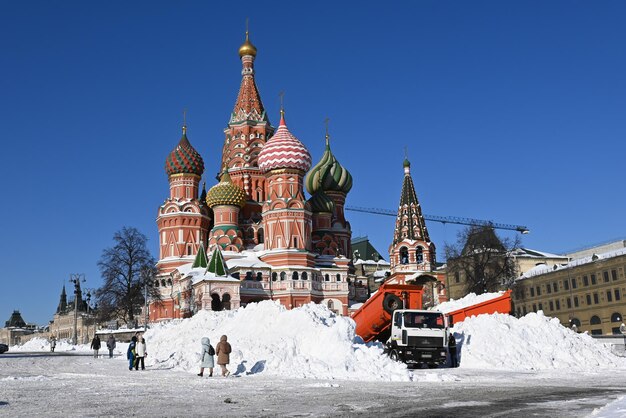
left=388, top=158, right=437, bottom=282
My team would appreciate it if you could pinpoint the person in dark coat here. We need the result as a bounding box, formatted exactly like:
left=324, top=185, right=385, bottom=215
left=49, top=335, right=56, bottom=353
left=448, top=333, right=458, bottom=368
left=127, top=336, right=137, bottom=370
left=197, top=337, right=215, bottom=377
left=106, top=334, right=116, bottom=359
left=215, top=335, right=232, bottom=377
left=90, top=335, right=101, bottom=358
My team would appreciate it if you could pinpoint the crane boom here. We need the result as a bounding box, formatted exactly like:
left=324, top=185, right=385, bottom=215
left=345, top=206, right=529, bottom=234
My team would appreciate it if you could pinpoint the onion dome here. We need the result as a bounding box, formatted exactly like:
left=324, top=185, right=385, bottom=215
left=403, top=158, right=411, bottom=168
left=165, top=126, right=205, bottom=177
left=206, top=171, right=246, bottom=208
left=258, top=111, right=312, bottom=173
left=307, top=191, right=335, bottom=213
left=238, top=31, right=257, bottom=58
left=305, top=134, right=353, bottom=194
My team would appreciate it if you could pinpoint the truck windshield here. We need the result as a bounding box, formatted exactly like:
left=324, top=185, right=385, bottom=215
left=403, top=312, right=444, bottom=329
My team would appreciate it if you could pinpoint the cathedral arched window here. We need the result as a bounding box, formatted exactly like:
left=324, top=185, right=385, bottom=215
left=325, top=274, right=330, bottom=282
left=280, top=272, right=286, bottom=281
left=257, top=228, right=264, bottom=244
left=256, top=272, right=263, bottom=281
left=222, top=293, right=231, bottom=311
left=416, top=247, right=424, bottom=264
left=292, top=272, right=299, bottom=280
left=272, top=272, right=278, bottom=282
left=400, top=247, right=409, bottom=264
left=245, top=271, right=252, bottom=280
left=590, top=315, right=601, bottom=325
left=336, top=273, right=341, bottom=282
left=301, top=272, right=308, bottom=280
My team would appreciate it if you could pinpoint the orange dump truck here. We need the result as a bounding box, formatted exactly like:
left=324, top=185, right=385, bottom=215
left=352, top=287, right=513, bottom=343
left=446, top=290, right=513, bottom=326
left=351, top=282, right=424, bottom=343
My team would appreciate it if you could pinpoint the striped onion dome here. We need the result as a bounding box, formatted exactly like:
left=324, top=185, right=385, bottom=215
left=307, top=190, right=335, bottom=213
left=206, top=171, right=246, bottom=208
left=305, top=134, right=352, bottom=194
left=258, top=112, right=312, bottom=173
left=165, top=126, right=204, bottom=177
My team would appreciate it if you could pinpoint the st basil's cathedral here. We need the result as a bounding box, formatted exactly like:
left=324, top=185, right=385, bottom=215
left=149, top=32, right=446, bottom=321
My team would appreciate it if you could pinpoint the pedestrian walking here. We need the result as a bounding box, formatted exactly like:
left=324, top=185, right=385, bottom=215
left=448, top=333, right=458, bottom=368
left=215, top=335, right=232, bottom=377
left=106, top=334, right=116, bottom=359
left=135, top=335, right=147, bottom=370
left=197, top=337, right=215, bottom=377
left=49, top=335, right=56, bottom=353
left=127, top=336, right=137, bottom=371
left=90, top=335, right=101, bottom=358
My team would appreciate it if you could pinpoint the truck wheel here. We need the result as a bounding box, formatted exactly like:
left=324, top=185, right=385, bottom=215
left=389, top=349, right=400, bottom=362
left=383, top=294, right=403, bottom=314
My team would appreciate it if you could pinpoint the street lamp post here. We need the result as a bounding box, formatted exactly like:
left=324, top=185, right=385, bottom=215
left=69, top=274, right=85, bottom=345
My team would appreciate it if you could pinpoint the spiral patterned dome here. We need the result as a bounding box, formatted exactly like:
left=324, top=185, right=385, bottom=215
left=258, top=112, right=312, bottom=173
left=165, top=127, right=204, bottom=177
left=206, top=171, right=246, bottom=208
left=305, top=135, right=352, bottom=194
left=307, top=191, right=335, bottom=213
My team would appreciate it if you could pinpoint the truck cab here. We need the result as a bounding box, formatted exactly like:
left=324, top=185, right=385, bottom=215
left=387, top=309, right=449, bottom=368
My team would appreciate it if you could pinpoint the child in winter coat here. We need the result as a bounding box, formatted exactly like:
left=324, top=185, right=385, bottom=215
left=127, top=336, right=137, bottom=370
left=197, top=337, right=215, bottom=377
left=215, top=335, right=232, bottom=377
left=134, top=336, right=147, bottom=370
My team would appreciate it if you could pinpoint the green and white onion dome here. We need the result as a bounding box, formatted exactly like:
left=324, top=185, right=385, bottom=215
left=307, top=190, right=335, bottom=213
left=305, top=138, right=352, bottom=195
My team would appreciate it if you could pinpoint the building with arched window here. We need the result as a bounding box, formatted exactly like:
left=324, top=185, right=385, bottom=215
left=511, top=243, right=626, bottom=335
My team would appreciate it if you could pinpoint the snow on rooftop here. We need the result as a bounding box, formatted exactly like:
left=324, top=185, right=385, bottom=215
left=518, top=247, right=626, bottom=281
left=513, top=248, right=568, bottom=259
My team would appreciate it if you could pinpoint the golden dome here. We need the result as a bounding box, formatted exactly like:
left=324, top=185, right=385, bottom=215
left=238, top=31, right=257, bottom=58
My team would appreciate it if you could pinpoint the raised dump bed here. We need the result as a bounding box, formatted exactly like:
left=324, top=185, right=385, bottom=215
left=446, top=290, right=512, bottom=326
left=351, top=282, right=424, bottom=343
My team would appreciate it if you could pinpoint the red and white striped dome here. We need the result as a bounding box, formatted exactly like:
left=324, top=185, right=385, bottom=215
left=258, top=112, right=312, bottom=173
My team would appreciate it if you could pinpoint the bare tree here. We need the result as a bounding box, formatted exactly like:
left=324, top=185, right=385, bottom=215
left=445, top=226, right=521, bottom=295
left=95, top=227, right=158, bottom=325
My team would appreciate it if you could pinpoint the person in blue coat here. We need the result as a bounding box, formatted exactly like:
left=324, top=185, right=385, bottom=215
left=197, top=337, right=215, bottom=377
left=127, top=336, right=137, bottom=371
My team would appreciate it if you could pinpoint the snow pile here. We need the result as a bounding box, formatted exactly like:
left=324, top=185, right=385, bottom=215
left=9, top=338, right=92, bottom=353
left=145, top=301, right=411, bottom=381
left=434, top=291, right=504, bottom=314
left=454, top=311, right=626, bottom=371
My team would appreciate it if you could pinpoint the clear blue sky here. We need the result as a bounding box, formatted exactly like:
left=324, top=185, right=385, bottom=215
left=2, top=1, right=625, bottom=325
